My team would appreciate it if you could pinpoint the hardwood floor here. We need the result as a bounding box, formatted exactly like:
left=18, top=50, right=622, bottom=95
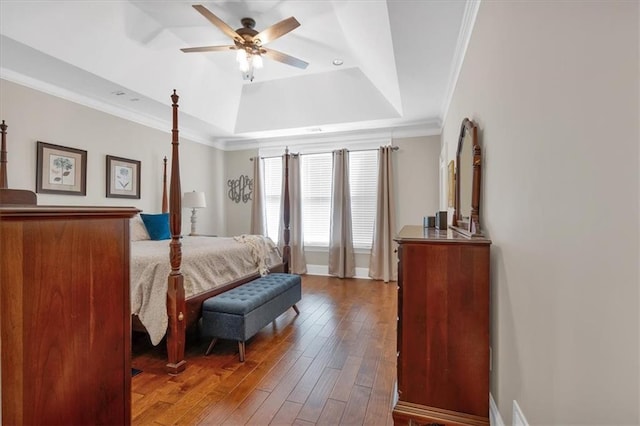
left=131, top=275, right=398, bottom=426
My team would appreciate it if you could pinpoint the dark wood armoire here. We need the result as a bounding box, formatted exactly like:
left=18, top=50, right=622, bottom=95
left=393, top=225, right=491, bottom=426
left=1, top=205, right=137, bottom=425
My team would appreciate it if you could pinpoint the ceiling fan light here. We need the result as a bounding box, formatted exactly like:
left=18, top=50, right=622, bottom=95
left=253, top=54, right=264, bottom=69
left=237, top=51, right=250, bottom=72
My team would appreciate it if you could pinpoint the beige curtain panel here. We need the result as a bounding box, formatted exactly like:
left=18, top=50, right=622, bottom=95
left=250, top=156, right=267, bottom=235
left=369, top=146, right=397, bottom=282
left=328, top=149, right=356, bottom=278
left=278, top=153, right=307, bottom=274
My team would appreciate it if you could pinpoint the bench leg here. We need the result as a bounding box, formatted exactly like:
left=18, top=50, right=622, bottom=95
left=292, top=304, right=300, bottom=315
left=204, top=338, right=218, bottom=356
left=238, top=341, right=246, bottom=362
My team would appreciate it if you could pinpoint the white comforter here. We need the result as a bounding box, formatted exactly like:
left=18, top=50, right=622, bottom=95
left=131, top=235, right=280, bottom=345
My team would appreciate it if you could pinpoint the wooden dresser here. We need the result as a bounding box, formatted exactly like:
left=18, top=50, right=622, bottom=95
left=1, top=205, right=137, bottom=425
left=393, top=225, right=491, bottom=426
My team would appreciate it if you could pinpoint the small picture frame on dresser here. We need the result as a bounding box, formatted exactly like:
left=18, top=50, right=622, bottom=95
left=423, top=216, right=435, bottom=228
left=435, top=211, right=447, bottom=230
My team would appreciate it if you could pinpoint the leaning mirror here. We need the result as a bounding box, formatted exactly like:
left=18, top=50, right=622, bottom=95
left=451, top=118, right=483, bottom=237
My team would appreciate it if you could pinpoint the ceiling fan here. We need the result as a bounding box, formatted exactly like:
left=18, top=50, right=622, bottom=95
left=181, top=4, right=309, bottom=81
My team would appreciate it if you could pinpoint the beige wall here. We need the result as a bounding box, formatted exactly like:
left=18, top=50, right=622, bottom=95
left=0, top=79, right=225, bottom=235
left=393, top=135, right=441, bottom=230
left=223, top=148, right=258, bottom=237
left=443, top=2, right=639, bottom=424
left=223, top=135, right=441, bottom=273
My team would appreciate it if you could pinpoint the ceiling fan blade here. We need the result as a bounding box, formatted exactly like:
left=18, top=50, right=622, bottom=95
left=262, top=48, right=308, bottom=69
left=255, top=16, right=300, bottom=45
left=192, top=4, right=243, bottom=42
left=180, top=45, right=236, bottom=53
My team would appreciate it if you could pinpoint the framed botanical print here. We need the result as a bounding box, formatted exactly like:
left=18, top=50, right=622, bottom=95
left=36, top=141, right=87, bottom=195
left=106, top=155, right=141, bottom=199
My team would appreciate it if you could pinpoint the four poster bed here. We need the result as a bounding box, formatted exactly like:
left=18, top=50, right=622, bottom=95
left=132, top=90, right=293, bottom=373
left=0, top=91, right=292, bottom=374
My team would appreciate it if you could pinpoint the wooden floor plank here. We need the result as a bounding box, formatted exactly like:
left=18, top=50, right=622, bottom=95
left=340, top=384, right=372, bottom=426
left=328, top=355, right=363, bottom=402
left=316, top=398, right=346, bottom=425
left=291, top=419, right=315, bottom=426
left=246, top=356, right=313, bottom=424
left=295, top=368, right=341, bottom=423
left=221, top=389, right=270, bottom=426
left=132, top=400, right=173, bottom=425
left=355, top=335, right=383, bottom=389
left=286, top=333, right=342, bottom=404
left=256, top=349, right=304, bottom=393
left=269, top=400, right=303, bottom=425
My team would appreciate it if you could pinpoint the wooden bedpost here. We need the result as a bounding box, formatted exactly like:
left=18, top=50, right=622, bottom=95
left=282, top=149, right=291, bottom=274
left=166, top=90, right=186, bottom=374
left=162, top=156, right=168, bottom=214
left=1, top=120, right=7, bottom=189
left=0, top=120, right=37, bottom=205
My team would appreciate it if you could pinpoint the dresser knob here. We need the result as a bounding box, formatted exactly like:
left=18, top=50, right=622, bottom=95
left=178, top=312, right=184, bottom=321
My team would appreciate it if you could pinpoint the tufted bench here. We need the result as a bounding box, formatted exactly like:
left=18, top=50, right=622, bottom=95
left=201, top=273, right=301, bottom=362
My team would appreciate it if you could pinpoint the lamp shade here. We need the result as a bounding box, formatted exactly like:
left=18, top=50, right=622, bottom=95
left=183, top=191, right=206, bottom=209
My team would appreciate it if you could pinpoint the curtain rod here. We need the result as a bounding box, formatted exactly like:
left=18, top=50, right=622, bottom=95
left=250, top=145, right=398, bottom=161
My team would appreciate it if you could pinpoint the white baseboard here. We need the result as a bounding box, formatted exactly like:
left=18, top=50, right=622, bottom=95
left=513, top=400, right=529, bottom=426
left=305, top=264, right=371, bottom=279
left=490, top=393, right=505, bottom=426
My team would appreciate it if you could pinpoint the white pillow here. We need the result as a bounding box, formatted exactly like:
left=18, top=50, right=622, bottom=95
left=130, top=214, right=150, bottom=241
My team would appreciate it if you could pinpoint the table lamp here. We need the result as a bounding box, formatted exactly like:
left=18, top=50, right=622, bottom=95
left=183, top=191, right=206, bottom=235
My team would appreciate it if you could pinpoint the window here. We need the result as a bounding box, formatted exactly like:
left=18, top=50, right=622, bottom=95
left=348, top=150, right=378, bottom=249
left=263, top=150, right=379, bottom=250
left=301, top=153, right=332, bottom=246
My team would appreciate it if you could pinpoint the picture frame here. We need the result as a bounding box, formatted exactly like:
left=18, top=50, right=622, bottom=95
left=36, top=141, right=87, bottom=196
left=106, top=155, right=141, bottom=199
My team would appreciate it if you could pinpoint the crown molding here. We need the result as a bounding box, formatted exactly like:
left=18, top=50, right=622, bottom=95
left=440, top=0, right=481, bottom=124
left=220, top=119, right=441, bottom=152
left=0, top=68, right=220, bottom=148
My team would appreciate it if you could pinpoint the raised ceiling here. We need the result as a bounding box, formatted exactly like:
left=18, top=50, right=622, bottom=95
left=0, top=1, right=477, bottom=149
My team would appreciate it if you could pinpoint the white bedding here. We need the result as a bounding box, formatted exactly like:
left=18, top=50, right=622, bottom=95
left=131, top=235, right=281, bottom=345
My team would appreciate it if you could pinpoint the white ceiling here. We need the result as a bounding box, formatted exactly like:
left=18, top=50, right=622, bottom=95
left=0, top=0, right=475, bottom=150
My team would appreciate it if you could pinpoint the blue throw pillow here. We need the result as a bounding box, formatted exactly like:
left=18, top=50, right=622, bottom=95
left=140, top=213, right=170, bottom=240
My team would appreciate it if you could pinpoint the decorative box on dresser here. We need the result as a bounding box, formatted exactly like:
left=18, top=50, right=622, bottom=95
left=0, top=205, right=138, bottom=425
left=393, top=225, right=491, bottom=426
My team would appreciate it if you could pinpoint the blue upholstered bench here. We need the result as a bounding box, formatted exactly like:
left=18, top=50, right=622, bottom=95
left=201, top=273, right=302, bottom=362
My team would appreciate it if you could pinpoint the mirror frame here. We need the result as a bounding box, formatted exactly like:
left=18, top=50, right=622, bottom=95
left=451, top=118, right=483, bottom=237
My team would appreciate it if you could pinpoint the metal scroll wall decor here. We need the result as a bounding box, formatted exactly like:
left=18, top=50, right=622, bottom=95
left=227, top=174, right=253, bottom=203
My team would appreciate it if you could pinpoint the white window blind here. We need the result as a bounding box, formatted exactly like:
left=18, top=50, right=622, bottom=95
left=301, top=153, right=332, bottom=246
left=348, top=150, right=378, bottom=249
left=262, top=149, right=379, bottom=250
